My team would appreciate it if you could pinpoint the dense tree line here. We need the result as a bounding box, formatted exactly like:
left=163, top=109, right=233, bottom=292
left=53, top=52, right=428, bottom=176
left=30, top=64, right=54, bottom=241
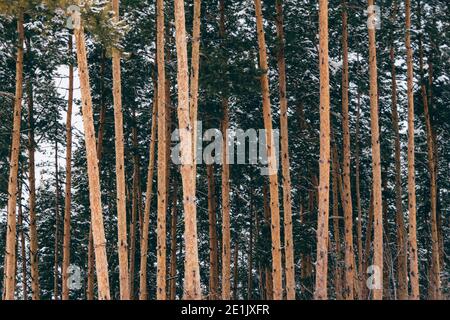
left=0, top=0, right=449, bottom=300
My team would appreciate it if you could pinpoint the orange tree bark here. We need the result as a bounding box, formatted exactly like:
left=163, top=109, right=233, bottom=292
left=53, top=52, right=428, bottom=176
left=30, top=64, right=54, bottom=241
left=355, top=91, right=364, bottom=299
left=139, top=76, right=158, bottom=300
left=417, top=2, right=440, bottom=300
left=253, top=0, right=283, bottom=300
left=3, top=10, right=24, bottom=300
left=156, top=0, right=168, bottom=300
left=53, top=141, right=61, bottom=299
left=86, top=51, right=108, bottom=300
left=405, top=0, right=420, bottom=300
left=74, top=21, right=110, bottom=300
left=25, top=44, right=40, bottom=301
left=331, top=146, right=343, bottom=300
left=389, top=0, right=408, bottom=300
left=314, top=0, right=331, bottom=300
left=174, top=0, right=202, bottom=299
left=189, top=0, right=201, bottom=185
left=275, top=0, right=295, bottom=300
left=17, top=184, right=26, bottom=300
left=62, top=34, right=74, bottom=301
left=207, top=164, right=219, bottom=299
left=340, top=0, right=355, bottom=300
left=367, top=0, right=383, bottom=300
left=111, top=0, right=130, bottom=300
left=130, top=111, right=140, bottom=299
left=218, top=0, right=231, bottom=300
left=169, top=184, right=179, bottom=300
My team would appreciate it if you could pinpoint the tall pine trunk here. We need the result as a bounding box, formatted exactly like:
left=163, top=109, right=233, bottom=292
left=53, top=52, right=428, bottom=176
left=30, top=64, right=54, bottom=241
left=18, top=182, right=26, bottom=300
left=355, top=90, right=363, bottom=299
left=189, top=0, right=201, bottom=184
left=367, top=0, right=383, bottom=300
left=62, top=34, right=74, bottom=301
left=174, top=0, right=202, bottom=299
left=405, top=0, right=420, bottom=300
left=87, top=51, right=108, bottom=300
left=74, top=21, right=110, bottom=300
left=130, top=110, right=140, bottom=299
left=111, top=0, right=130, bottom=300
left=156, top=0, right=168, bottom=300
left=3, top=10, right=24, bottom=300
left=331, top=147, right=343, bottom=300
left=389, top=0, right=408, bottom=300
left=314, top=0, right=331, bottom=300
left=275, top=0, right=295, bottom=300
left=253, top=0, right=283, bottom=300
left=207, top=164, right=219, bottom=299
left=53, top=141, right=61, bottom=299
left=233, top=241, right=239, bottom=300
left=169, top=184, right=179, bottom=300
left=26, top=51, right=40, bottom=301
left=139, top=76, right=158, bottom=300
left=218, top=0, right=231, bottom=300
left=340, top=1, right=355, bottom=300
left=417, top=2, right=440, bottom=300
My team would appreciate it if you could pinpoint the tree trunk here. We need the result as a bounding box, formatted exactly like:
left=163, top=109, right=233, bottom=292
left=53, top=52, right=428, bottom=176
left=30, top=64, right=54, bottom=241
left=340, top=0, right=355, bottom=300
left=3, top=11, right=24, bottom=300
left=53, top=140, right=61, bottom=299
left=62, top=34, right=74, bottom=301
left=86, top=50, right=108, bottom=300
left=86, top=227, right=94, bottom=300
left=207, top=164, right=219, bottom=299
left=74, top=22, right=110, bottom=300
left=189, top=0, right=201, bottom=186
left=18, top=182, right=26, bottom=300
left=314, top=0, right=331, bottom=300
left=367, top=0, right=383, bottom=300
left=173, top=0, right=201, bottom=299
left=111, top=0, right=130, bottom=300
left=355, top=90, right=363, bottom=299
left=247, top=190, right=254, bottom=300
left=417, top=2, right=440, bottom=300
left=26, top=52, right=40, bottom=302
left=139, top=76, right=158, bottom=300
left=389, top=0, right=408, bottom=300
left=218, top=0, right=231, bottom=301
left=253, top=0, right=283, bottom=300
left=169, top=183, right=179, bottom=300
left=275, top=0, right=295, bottom=300
left=405, top=0, right=420, bottom=300
left=233, top=241, right=239, bottom=300
left=362, top=192, right=374, bottom=299
left=331, top=147, right=343, bottom=300
left=156, top=0, right=168, bottom=299
left=129, top=110, right=140, bottom=299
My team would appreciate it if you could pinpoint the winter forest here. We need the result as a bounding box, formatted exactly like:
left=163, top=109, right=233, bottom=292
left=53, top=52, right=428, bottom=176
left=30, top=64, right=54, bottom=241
left=0, top=0, right=449, bottom=301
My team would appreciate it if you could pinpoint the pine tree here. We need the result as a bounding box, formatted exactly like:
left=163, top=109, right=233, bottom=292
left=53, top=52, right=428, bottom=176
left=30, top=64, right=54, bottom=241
left=74, top=17, right=110, bottom=300
left=405, top=0, right=419, bottom=300
left=219, top=0, right=231, bottom=301
left=111, top=0, right=130, bottom=300
left=253, top=0, right=282, bottom=300
left=3, top=10, right=24, bottom=301
left=156, top=0, right=168, bottom=300
left=389, top=0, right=408, bottom=300
left=275, top=0, right=295, bottom=300
left=173, top=0, right=201, bottom=299
left=367, top=0, right=383, bottom=300
left=314, top=0, right=331, bottom=300
left=139, top=76, right=158, bottom=300
left=61, top=34, right=74, bottom=301
left=340, top=0, right=355, bottom=300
